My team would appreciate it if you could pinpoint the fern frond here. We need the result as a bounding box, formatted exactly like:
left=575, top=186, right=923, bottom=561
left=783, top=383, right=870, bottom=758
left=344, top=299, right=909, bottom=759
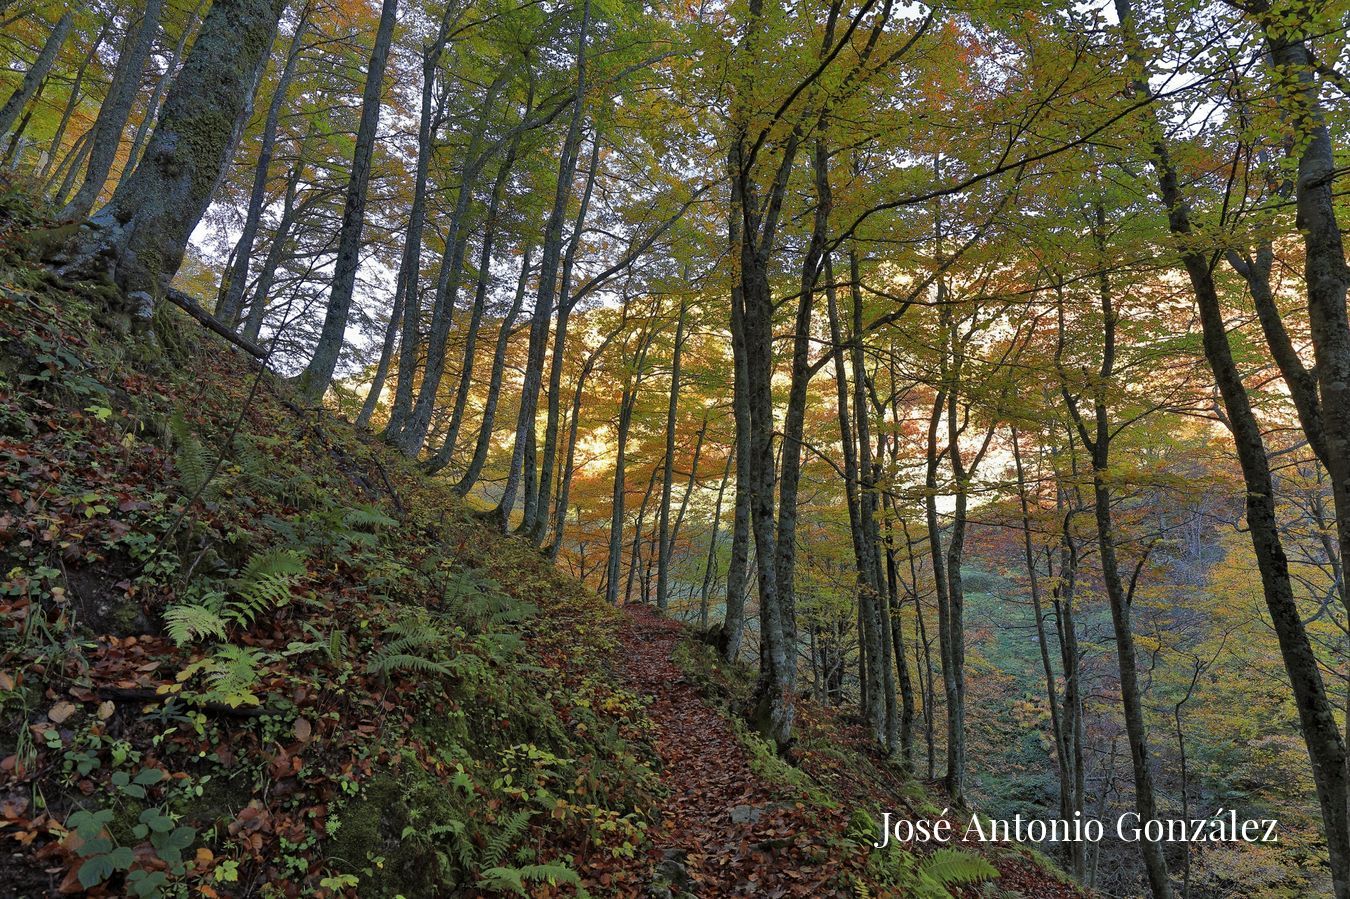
left=203, top=645, right=263, bottom=708
left=364, top=652, right=452, bottom=676
left=226, top=547, right=306, bottom=625
left=343, top=505, right=398, bottom=531
left=163, top=603, right=227, bottom=646
left=482, top=809, right=531, bottom=868
left=917, top=848, right=998, bottom=889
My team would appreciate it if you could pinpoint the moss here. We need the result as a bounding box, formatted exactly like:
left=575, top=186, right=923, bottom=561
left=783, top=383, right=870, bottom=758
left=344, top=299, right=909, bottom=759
left=323, top=769, right=462, bottom=899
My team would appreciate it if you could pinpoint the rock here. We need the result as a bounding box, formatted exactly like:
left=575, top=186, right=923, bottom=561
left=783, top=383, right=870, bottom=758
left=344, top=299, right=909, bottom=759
left=729, top=804, right=763, bottom=825
left=647, top=848, right=694, bottom=898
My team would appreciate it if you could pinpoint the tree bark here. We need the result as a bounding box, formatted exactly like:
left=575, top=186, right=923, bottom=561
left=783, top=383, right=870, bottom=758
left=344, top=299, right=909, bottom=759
left=1115, top=1, right=1349, bottom=890
left=454, top=248, right=532, bottom=496
left=424, top=129, right=522, bottom=468
left=63, top=0, right=286, bottom=312
left=296, top=0, right=398, bottom=403
left=63, top=0, right=165, bottom=219
left=0, top=12, right=72, bottom=140
left=528, top=134, right=602, bottom=540
left=655, top=298, right=690, bottom=612
left=494, top=0, right=590, bottom=527
left=216, top=5, right=309, bottom=329
left=124, top=0, right=207, bottom=176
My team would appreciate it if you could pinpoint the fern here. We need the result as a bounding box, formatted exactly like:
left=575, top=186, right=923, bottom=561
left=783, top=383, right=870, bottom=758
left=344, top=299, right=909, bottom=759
left=478, top=862, right=582, bottom=896
left=481, top=809, right=531, bottom=868
left=169, top=409, right=213, bottom=496
left=364, top=612, right=451, bottom=678
left=176, top=645, right=266, bottom=708
left=366, top=652, right=451, bottom=676
left=914, top=848, right=998, bottom=896
left=164, top=602, right=227, bottom=646
left=226, top=547, right=306, bottom=626
left=343, top=504, right=397, bottom=531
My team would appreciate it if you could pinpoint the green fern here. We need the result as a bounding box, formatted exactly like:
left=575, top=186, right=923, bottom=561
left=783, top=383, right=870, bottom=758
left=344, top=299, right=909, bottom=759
left=481, top=809, right=531, bottom=868
left=177, top=645, right=265, bottom=708
left=169, top=409, right=213, bottom=496
left=342, top=504, right=398, bottom=531
left=914, top=848, right=998, bottom=897
left=478, top=861, right=583, bottom=896
left=364, top=612, right=451, bottom=677
left=226, top=547, right=306, bottom=626
left=164, top=602, right=227, bottom=646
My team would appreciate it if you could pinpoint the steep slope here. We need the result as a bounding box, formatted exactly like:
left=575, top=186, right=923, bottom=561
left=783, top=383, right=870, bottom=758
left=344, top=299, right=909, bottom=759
left=0, top=193, right=1077, bottom=898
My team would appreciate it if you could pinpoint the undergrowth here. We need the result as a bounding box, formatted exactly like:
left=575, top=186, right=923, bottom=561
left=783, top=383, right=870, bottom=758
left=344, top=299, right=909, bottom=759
left=0, top=191, right=659, bottom=897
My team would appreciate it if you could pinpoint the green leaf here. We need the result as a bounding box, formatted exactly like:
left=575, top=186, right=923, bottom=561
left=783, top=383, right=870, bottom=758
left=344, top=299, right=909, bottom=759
left=77, top=855, right=113, bottom=888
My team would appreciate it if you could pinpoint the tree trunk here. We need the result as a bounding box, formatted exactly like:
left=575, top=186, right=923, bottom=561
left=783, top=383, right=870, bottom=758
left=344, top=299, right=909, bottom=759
left=125, top=0, right=207, bottom=176
left=395, top=71, right=507, bottom=450
left=379, top=14, right=461, bottom=438
left=63, top=0, right=165, bottom=219
left=453, top=248, right=532, bottom=496
left=39, top=18, right=105, bottom=182
left=655, top=298, right=690, bottom=612
left=296, top=0, right=398, bottom=403
left=64, top=0, right=286, bottom=312
left=701, top=449, right=733, bottom=630
left=1115, top=1, right=1349, bottom=890
left=240, top=158, right=307, bottom=343
left=216, top=6, right=308, bottom=328
left=424, top=130, right=522, bottom=468
left=494, top=0, right=590, bottom=527
left=0, top=12, right=72, bottom=140
left=528, top=135, right=602, bottom=541
left=1012, top=429, right=1071, bottom=824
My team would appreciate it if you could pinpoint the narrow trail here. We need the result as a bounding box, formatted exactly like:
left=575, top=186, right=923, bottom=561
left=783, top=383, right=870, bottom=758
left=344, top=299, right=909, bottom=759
left=614, top=606, right=864, bottom=898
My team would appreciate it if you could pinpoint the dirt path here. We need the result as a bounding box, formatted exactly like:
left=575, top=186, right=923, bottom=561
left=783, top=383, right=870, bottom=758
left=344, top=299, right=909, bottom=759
left=614, top=606, right=864, bottom=898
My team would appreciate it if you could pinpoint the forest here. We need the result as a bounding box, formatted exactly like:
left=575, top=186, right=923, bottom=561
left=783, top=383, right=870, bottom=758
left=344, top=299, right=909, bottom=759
left=0, top=0, right=1347, bottom=895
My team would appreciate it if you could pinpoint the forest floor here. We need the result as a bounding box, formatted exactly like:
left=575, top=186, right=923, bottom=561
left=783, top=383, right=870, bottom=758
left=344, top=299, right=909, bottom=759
left=0, top=191, right=1082, bottom=898
left=615, top=605, right=1087, bottom=898
left=615, top=606, right=861, bottom=897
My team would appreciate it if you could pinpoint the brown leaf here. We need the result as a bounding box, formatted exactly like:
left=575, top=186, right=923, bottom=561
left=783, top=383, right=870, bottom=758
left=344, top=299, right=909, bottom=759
left=294, top=717, right=312, bottom=743
left=47, top=701, right=76, bottom=724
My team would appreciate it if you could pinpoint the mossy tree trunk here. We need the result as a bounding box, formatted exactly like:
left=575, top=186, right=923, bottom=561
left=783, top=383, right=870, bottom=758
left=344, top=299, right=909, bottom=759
left=68, top=0, right=288, bottom=312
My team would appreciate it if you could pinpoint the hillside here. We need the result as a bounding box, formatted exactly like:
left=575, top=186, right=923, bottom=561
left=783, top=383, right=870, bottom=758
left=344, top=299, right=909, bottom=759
left=0, top=196, right=1081, bottom=897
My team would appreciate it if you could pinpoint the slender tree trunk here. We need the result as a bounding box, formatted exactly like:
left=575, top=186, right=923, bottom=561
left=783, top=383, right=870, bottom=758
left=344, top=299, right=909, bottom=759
left=380, top=14, right=462, bottom=438
left=50, top=128, right=91, bottom=204
left=1115, top=1, right=1349, bottom=890
left=528, top=135, right=602, bottom=541
left=626, top=465, right=660, bottom=605
left=720, top=214, right=752, bottom=665
left=1058, top=225, right=1171, bottom=897
left=39, top=18, right=105, bottom=182
left=701, top=449, right=733, bottom=630
left=826, top=260, right=886, bottom=746
left=63, top=0, right=165, bottom=219
left=217, top=6, right=309, bottom=328
left=454, top=248, right=532, bottom=496
left=396, top=72, right=507, bottom=451
left=296, top=0, right=398, bottom=403
left=495, top=0, right=590, bottom=527
left=655, top=298, right=690, bottom=612
left=240, top=159, right=306, bottom=343
left=1013, top=427, right=1076, bottom=870
left=424, top=131, right=522, bottom=467
left=544, top=324, right=622, bottom=557
left=605, top=385, right=638, bottom=605
left=0, top=12, right=72, bottom=139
